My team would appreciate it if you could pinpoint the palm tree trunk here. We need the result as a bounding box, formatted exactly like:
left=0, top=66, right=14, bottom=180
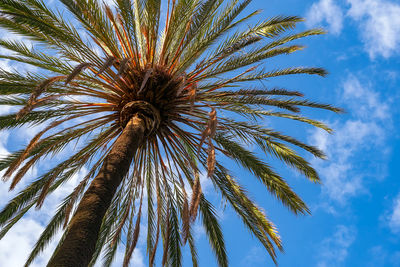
left=47, top=114, right=146, bottom=267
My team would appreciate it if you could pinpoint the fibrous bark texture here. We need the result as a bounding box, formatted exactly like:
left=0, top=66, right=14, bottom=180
left=48, top=115, right=146, bottom=267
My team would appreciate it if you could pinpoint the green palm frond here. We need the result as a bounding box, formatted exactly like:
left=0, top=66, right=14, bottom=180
left=200, top=197, right=228, bottom=267
left=210, top=165, right=282, bottom=263
left=214, top=135, right=309, bottom=214
left=0, top=39, right=74, bottom=73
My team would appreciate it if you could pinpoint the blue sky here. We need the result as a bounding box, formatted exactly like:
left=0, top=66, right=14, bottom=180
left=0, top=0, right=400, bottom=266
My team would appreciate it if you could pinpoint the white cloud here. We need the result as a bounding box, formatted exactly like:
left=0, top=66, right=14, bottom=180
left=0, top=218, right=57, bottom=267
left=0, top=104, right=14, bottom=116
left=347, top=0, right=400, bottom=58
left=130, top=249, right=146, bottom=267
left=0, top=29, right=37, bottom=74
left=94, top=247, right=145, bottom=267
left=387, top=193, right=400, bottom=233
left=102, top=0, right=116, bottom=7
left=305, top=0, right=400, bottom=58
left=241, top=246, right=268, bottom=266
left=342, top=74, right=390, bottom=120
left=0, top=59, right=11, bottom=72
left=0, top=164, right=146, bottom=266
left=310, top=74, right=391, bottom=204
left=369, top=246, right=388, bottom=266
left=366, top=246, right=400, bottom=266
left=306, top=0, right=344, bottom=35
left=0, top=131, right=9, bottom=158
left=311, top=120, right=381, bottom=203
left=0, top=166, right=69, bottom=266
left=317, top=225, right=356, bottom=267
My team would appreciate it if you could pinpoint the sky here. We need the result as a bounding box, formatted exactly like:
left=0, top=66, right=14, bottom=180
left=0, top=0, right=400, bottom=266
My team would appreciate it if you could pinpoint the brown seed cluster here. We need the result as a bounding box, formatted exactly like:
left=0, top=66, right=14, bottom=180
left=117, top=65, right=186, bottom=128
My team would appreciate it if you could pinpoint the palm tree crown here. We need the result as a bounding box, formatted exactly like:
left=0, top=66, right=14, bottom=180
left=0, top=0, right=340, bottom=266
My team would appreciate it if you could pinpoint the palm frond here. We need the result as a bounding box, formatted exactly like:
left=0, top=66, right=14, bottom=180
left=0, top=1, right=338, bottom=266
left=199, top=197, right=228, bottom=267
left=215, top=134, right=310, bottom=214
left=210, top=164, right=282, bottom=263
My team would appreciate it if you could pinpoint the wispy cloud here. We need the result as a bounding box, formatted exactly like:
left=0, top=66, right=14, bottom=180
left=317, top=225, right=356, bottom=267
left=306, top=0, right=344, bottom=35
left=0, top=131, right=9, bottom=158
left=0, top=59, right=11, bottom=72
left=347, top=0, right=400, bottom=58
left=342, top=74, right=390, bottom=120
left=310, top=74, right=391, bottom=204
left=0, top=218, right=57, bottom=267
left=386, top=193, right=400, bottom=234
left=241, top=246, right=268, bottom=266
left=102, top=0, right=116, bottom=6
left=306, top=0, right=400, bottom=58
left=93, top=247, right=145, bottom=267
left=363, top=245, right=400, bottom=266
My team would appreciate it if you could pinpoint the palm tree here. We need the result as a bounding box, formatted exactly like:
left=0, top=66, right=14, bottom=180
left=0, top=0, right=340, bottom=266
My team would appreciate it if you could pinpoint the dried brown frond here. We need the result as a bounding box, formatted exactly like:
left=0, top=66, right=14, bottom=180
left=207, top=141, right=216, bottom=177
left=181, top=192, right=190, bottom=244
left=95, top=56, right=117, bottom=77
left=189, top=172, right=202, bottom=222
left=65, top=63, right=92, bottom=85
left=16, top=76, right=65, bottom=119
